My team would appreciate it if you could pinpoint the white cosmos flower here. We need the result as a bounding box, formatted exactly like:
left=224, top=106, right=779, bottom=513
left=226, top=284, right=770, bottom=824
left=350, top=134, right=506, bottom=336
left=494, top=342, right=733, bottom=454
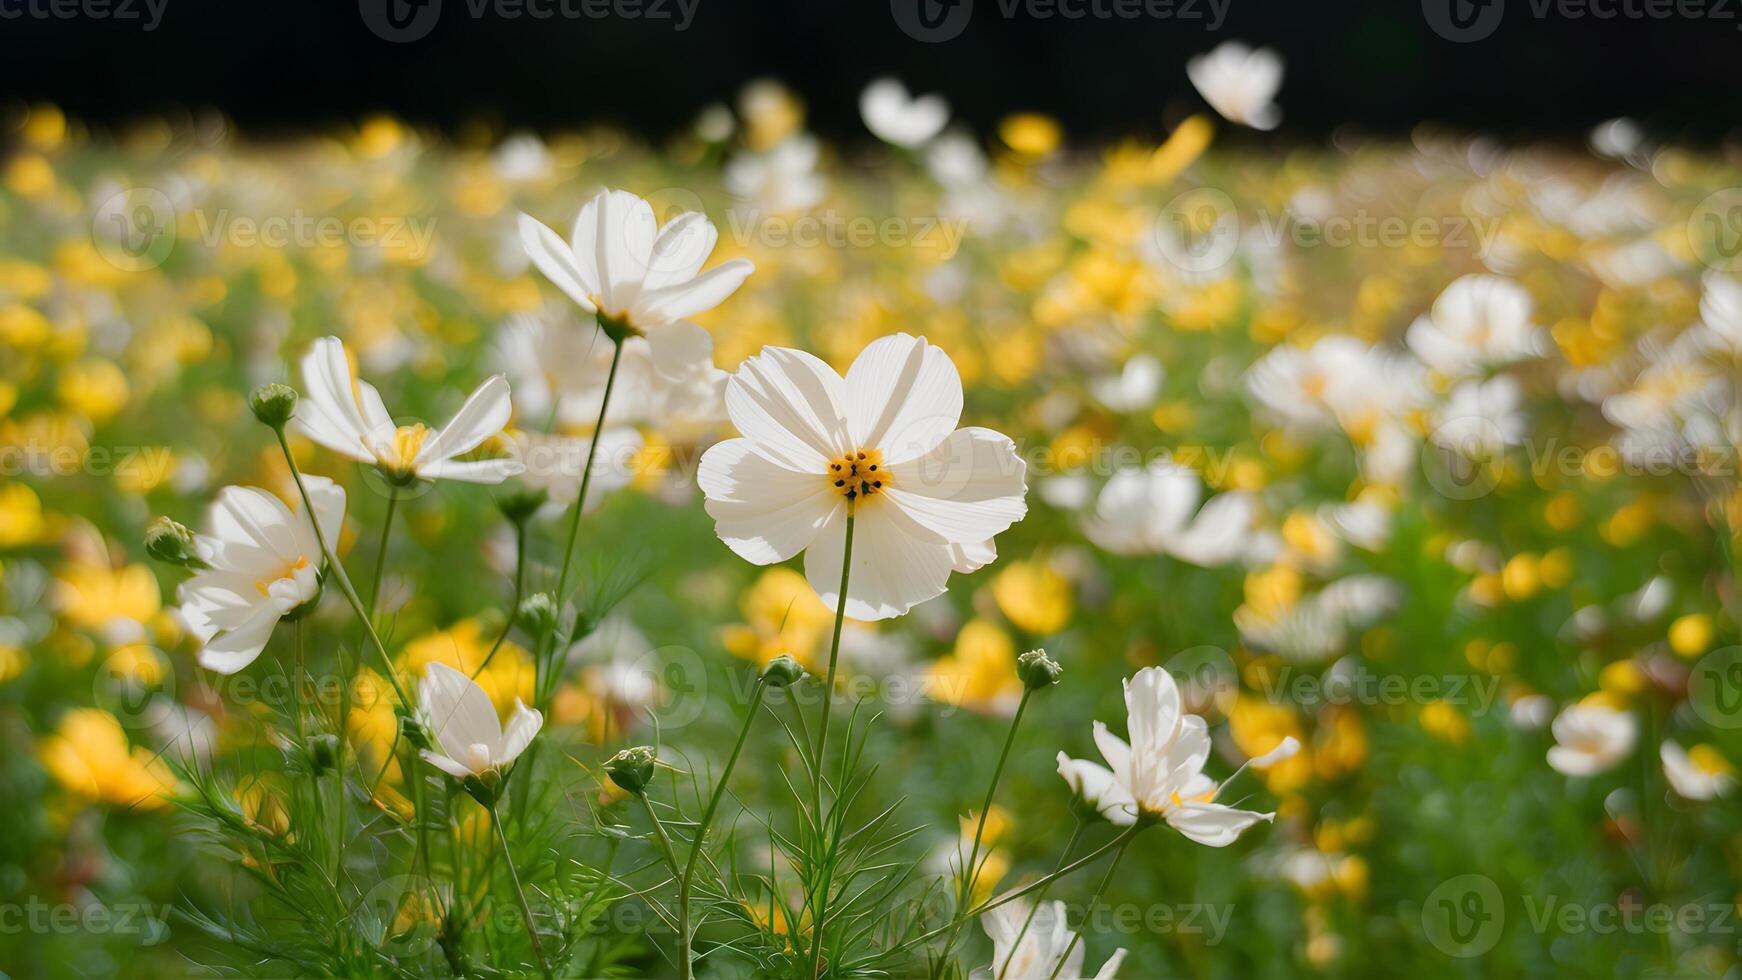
left=698, top=333, right=1028, bottom=621
left=1547, top=702, right=1637, bottom=776
left=1661, top=742, right=1735, bottom=800
left=518, top=187, right=756, bottom=346
left=1697, top=270, right=1742, bottom=355
left=1087, top=353, right=1163, bottom=414
left=1186, top=42, right=1283, bottom=131
left=725, top=135, right=828, bottom=213
left=1055, top=666, right=1283, bottom=845
left=418, top=662, right=543, bottom=779
left=860, top=78, right=950, bottom=149
left=1431, top=375, right=1528, bottom=457
left=178, top=478, right=345, bottom=674
left=1082, top=460, right=1258, bottom=567
left=1234, top=574, right=1400, bottom=663
left=294, top=336, right=523, bottom=485
left=1407, top=275, right=1545, bottom=378
left=978, top=900, right=1126, bottom=980
left=1245, top=336, right=1379, bottom=430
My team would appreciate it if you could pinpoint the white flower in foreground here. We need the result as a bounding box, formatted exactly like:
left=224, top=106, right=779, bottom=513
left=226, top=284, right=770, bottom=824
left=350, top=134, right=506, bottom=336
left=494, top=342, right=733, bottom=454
left=860, top=78, right=950, bottom=149
left=518, top=187, right=755, bottom=344
left=979, top=899, right=1126, bottom=980
left=418, top=662, right=543, bottom=779
left=698, top=333, right=1027, bottom=620
left=1547, top=701, right=1637, bottom=776
left=1055, top=666, right=1289, bottom=845
left=295, top=336, right=523, bottom=486
left=1431, top=375, right=1527, bottom=457
left=1661, top=742, right=1735, bottom=800
left=1187, top=42, right=1283, bottom=131
left=1407, top=275, right=1545, bottom=378
left=1082, top=460, right=1258, bottom=567
left=725, top=135, right=828, bottom=213
left=178, top=478, right=345, bottom=674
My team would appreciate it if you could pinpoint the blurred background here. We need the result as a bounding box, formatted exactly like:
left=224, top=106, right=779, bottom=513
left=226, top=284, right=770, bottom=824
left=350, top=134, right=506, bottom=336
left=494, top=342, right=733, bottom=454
left=1, top=0, right=1740, bottom=144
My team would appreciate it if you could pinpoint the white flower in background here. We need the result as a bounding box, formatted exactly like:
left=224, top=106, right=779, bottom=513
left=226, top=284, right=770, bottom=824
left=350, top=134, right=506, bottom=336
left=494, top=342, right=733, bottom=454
left=1055, top=667, right=1289, bottom=845
left=698, top=334, right=1028, bottom=620
left=1547, top=701, right=1637, bottom=776
left=1696, top=270, right=1742, bottom=355
left=1320, top=493, right=1393, bottom=551
left=178, top=478, right=345, bottom=674
left=694, top=102, right=736, bottom=143
left=1087, top=354, right=1163, bottom=413
left=1407, top=275, right=1545, bottom=378
left=1431, top=375, right=1527, bottom=456
left=979, top=899, right=1126, bottom=980
left=497, top=312, right=727, bottom=434
left=1234, top=574, right=1400, bottom=663
left=1082, top=460, right=1258, bottom=567
left=1590, top=117, right=1644, bottom=162
left=1661, top=742, right=1735, bottom=800
left=860, top=78, right=950, bottom=149
left=418, top=662, right=542, bottom=779
left=490, top=132, right=553, bottom=183
left=1245, top=336, right=1379, bottom=429
left=518, top=188, right=756, bottom=346
left=295, top=337, right=523, bottom=485
left=509, top=428, right=644, bottom=513
left=1186, top=42, right=1283, bottom=131
left=726, top=135, right=828, bottom=213
left=1509, top=694, right=1554, bottom=731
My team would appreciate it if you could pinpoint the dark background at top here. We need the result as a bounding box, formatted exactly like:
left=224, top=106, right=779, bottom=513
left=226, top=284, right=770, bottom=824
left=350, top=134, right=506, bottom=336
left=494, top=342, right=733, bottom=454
left=0, top=0, right=1737, bottom=145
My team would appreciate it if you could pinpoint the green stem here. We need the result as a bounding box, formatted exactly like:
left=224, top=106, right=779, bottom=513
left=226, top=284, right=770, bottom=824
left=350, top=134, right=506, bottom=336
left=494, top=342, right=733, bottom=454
left=541, top=330, right=625, bottom=706
left=490, top=799, right=555, bottom=980
left=274, top=429, right=411, bottom=708
left=941, top=687, right=1034, bottom=961
left=369, top=485, right=399, bottom=616
left=998, top=820, right=1084, bottom=980
left=807, top=506, right=856, bottom=979
left=291, top=619, right=307, bottom=741
left=676, top=678, right=769, bottom=980
left=1045, top=835, right=1132, bottom=980
left=636, top=791, right=687, bottom=969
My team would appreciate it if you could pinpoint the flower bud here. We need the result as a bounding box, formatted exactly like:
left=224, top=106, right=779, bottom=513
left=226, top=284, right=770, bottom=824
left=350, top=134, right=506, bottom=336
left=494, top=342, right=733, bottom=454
left=760, top=654, right=806, bottom=687
left=397, top=710, right=431, bottom=751
left=306, top=733, right=340, bottom=774
left=516, top=592, right=558, bottom=636
left=496, top=486, right=547, bottom=526
left=1017, top=649, right=1063, bottom=691
left=145, top=516, right=208, bottom=569
left=248, top=383, right=298, bottom=429
left=605, top=745, right=657, bottom=795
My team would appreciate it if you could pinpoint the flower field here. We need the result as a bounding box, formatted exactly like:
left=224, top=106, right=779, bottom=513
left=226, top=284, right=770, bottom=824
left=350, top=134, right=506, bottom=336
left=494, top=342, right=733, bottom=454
left=3, top=71, right=1742, bottom=978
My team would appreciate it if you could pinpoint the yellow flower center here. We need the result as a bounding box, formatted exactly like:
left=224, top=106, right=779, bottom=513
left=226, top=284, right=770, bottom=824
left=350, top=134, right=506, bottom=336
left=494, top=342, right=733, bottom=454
left=255, top=556, right=311, bottom=597
left=382, top=423, right=430, bottom=477
left=826, top=449, right=890, bottom=500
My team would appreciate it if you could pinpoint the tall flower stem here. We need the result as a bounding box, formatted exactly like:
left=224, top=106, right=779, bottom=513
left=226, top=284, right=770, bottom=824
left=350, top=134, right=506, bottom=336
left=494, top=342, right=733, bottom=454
left=676, top=677, right=770, bottom=980
left=636, top=790, right=688, bottom=968
left=997, top=820, right=1085, bottom=980
left=541, top=330, right=625, bottom=705
left=941, top=686, right=1034, bottom=960
left=368, top=485, right=399, bottom=614
left=807, top=506, right=856, bottom=979
left=273, top=430, right=410, bottom=708
left=1045, top=834, right=1133, bottom=980
left=489, top=798, right=555, bottom=980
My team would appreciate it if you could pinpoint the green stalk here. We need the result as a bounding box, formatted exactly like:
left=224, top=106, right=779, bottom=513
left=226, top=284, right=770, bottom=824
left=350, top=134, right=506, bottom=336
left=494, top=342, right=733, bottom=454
left=637, top=790, right=687, bottom=969
left=997, top=820, right=1084, bottom=980
left=1045, top=834, right=1132, bottom=980
left=941, top=687, right=1034, bottom=961
left=676, top=677, right=770, bottom=979
left=489, top=798, right=554, bottom=980
left=807, top=506, right=856, bottom=979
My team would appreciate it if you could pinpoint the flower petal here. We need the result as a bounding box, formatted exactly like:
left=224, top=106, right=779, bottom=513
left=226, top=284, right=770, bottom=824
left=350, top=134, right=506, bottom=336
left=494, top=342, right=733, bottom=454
left=1123, top=666, right=1184, bottom=764
left=843, top=333, right=962, bottom=461
left=642, top=210, right=719, bottom=291
left=518, top=212, right=599, bottom=313
left=724, top=345, right=851, bottom=471
left=419, top=662, right=502, bottom=768
left=883, top=426, right=1027, bottom=546
left=496, top=700, right=543, bottom=766
left=196, top=604, right=281, bottom=674
left=804, top=501, right=953, bottom=620
left=1165, top=801, right=1273, bottom=847
left=698, top=439, right=837, bottom=564
left=416, top=457, right=525, bottom=484
left=416, top=375, right=514, bottom=464
left=635, top=258, right=755, bottom=324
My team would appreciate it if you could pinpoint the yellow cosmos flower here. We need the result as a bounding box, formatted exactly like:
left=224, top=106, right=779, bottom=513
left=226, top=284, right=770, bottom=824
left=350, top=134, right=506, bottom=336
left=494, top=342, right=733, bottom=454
left=999, top=113, right=1062, bottom=159
left=926, top=619, right=1022, bottom=716
left=0, top=483, right=47, bottom=547
left=990, top=560, right=1072, bottom=636
left=720, top=567, right=835, bottom=670
left=38, top=708, right=176, bottom=810
left=56, top=561, right=161, bottom=630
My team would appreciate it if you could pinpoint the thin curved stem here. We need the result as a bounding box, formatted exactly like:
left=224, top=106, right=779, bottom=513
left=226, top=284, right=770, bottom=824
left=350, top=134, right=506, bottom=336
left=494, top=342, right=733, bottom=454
left=941, top=686, right=1034, bottom=961
left=807, top=505, right=856, bottom=979
left=368, top=485, right=399, bottom=616
left=997, top=820, right=1084, bottom=980
left=1045, top=834, right=1132, bottom=980
left=490, top=799, right=554, bottom=980
left=676, top=678, right=769, bottom=980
